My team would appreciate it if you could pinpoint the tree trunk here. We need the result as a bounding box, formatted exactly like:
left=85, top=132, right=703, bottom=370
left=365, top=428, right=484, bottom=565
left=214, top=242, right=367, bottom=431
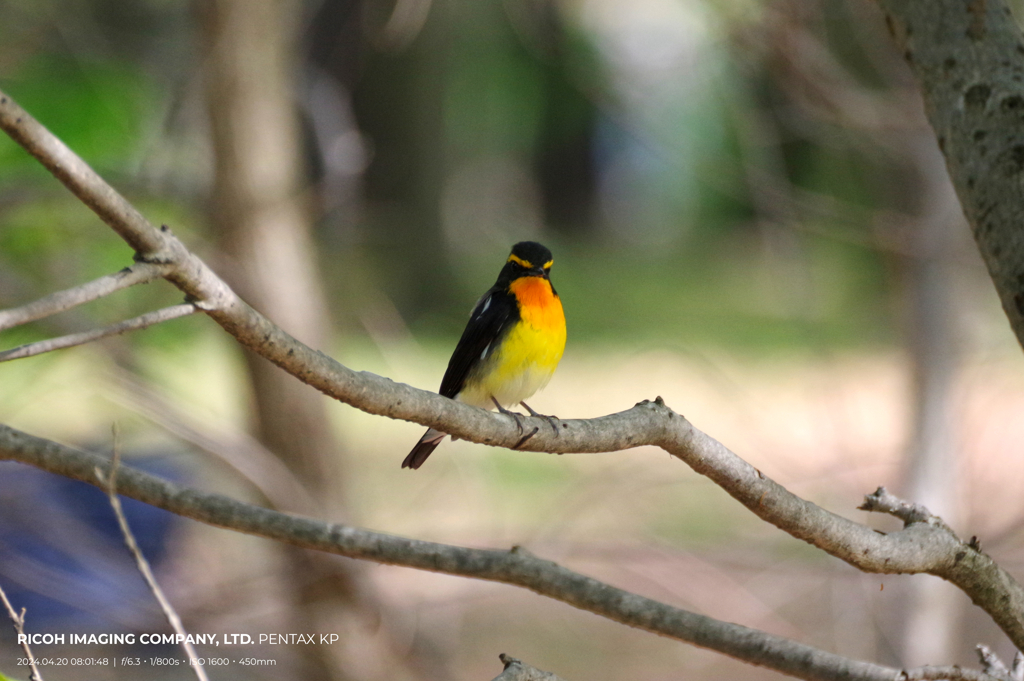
left=899, top=136, right=964, bottom=667
left=197, top=0, right=338, bottom=492
left=196, top=3, right=438, bottom=680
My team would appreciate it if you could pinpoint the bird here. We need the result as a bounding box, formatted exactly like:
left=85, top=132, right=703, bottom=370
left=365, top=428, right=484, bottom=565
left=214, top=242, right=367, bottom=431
left=402, top=241, right=566, bottom=469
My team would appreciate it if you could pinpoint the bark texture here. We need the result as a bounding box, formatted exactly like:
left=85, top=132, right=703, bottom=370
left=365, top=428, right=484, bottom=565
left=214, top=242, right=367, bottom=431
left=877, top=0, right=1024, bottom=351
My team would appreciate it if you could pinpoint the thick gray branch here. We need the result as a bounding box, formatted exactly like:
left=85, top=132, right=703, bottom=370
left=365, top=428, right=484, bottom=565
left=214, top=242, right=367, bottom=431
left=875, top=0, right=1024, bottom=350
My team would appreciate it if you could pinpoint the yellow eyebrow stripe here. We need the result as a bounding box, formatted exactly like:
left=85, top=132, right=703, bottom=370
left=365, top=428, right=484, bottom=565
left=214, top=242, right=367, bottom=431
left=508, top=254, right=533, bottom=268
left=543, top=260, right=553, bottom=269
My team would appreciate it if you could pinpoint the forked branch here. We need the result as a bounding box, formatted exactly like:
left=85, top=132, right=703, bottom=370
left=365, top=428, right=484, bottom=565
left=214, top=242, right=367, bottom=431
left=0, top=582, right=43, bottom=681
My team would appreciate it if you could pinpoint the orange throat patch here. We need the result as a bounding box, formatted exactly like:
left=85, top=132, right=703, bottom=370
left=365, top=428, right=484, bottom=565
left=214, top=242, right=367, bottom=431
left=509, top=276, right=564, bottom=332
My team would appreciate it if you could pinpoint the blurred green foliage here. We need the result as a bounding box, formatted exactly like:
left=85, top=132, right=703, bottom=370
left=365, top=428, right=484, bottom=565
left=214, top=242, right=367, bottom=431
left=0, top=54, right=157, bottom=179
left=0, top=0, right=903, bottom=360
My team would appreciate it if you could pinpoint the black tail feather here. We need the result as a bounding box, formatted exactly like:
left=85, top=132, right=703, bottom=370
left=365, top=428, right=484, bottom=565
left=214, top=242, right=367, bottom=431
left=402, top=429, right=446, bottom=469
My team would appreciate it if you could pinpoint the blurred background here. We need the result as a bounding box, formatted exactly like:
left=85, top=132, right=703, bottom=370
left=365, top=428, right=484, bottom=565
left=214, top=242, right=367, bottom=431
left=2, top=0, right=1024, bottom=679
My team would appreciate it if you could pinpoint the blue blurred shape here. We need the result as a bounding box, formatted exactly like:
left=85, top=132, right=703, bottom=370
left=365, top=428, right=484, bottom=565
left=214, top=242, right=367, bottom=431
left=0, top=452, right=187, bottom=631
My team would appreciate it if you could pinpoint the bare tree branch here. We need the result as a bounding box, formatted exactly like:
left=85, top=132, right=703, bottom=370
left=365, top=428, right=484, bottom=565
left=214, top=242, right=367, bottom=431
left=0, top=422, right=919, bottom=681
left=0, top=262, right=171, bottom=332
left=0, top=422, right=1012, bottom=681
left=0, top=303, right=198, bottom=362
left=96, top=433, right=209, bottom=681
left=0, top=582, right=43, bottom=681
left=2, top=84, right=1024, bottom=657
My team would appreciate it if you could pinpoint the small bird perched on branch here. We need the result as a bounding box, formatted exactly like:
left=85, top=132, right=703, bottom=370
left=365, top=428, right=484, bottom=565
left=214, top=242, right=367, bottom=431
left=403, top=241, right=566, bottom=469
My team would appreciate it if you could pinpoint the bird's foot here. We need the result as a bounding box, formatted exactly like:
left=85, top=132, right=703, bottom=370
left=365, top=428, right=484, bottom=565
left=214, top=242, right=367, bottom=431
left=492, top=397, right=525, bottom=434
left=521, top=401, right=560, bottom=436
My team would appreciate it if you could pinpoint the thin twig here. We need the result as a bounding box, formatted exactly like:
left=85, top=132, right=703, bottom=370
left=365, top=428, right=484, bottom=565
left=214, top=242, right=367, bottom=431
left=978, top=644, right=1010, bottom=679
left=0, top=303, right=197, bottom=362
left=859, top=486, right=942, bottom=527
left=0, top=582, right=43, bottom=681
left=0, top=262, right=170, bottom=332
left=97, top=427, right=209, bottom=681
left=974, top=645, right=1024, bottom=681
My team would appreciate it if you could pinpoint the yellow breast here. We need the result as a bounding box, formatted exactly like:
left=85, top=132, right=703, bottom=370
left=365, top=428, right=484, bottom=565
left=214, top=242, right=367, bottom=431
left=459, top=277, right=566, bottom=409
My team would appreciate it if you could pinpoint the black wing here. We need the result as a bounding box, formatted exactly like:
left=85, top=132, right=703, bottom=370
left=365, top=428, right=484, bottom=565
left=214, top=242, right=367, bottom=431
left=438, top=286, right=518, bottom=399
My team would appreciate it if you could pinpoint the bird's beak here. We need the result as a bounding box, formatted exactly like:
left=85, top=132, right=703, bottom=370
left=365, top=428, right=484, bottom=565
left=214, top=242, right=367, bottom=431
left=531, top=266, right=549, bottom=279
